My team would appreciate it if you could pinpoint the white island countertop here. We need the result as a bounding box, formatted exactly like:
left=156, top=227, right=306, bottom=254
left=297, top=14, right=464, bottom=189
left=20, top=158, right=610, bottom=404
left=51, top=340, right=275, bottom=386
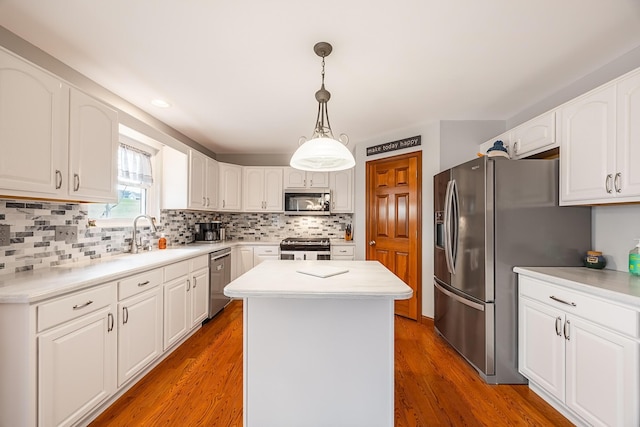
left=224, top=260, right=413, bottom=299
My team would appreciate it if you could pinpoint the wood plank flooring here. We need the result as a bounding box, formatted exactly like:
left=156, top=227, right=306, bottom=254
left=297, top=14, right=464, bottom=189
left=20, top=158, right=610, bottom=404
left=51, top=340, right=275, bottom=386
left=90, top=300, right=571, bottom=426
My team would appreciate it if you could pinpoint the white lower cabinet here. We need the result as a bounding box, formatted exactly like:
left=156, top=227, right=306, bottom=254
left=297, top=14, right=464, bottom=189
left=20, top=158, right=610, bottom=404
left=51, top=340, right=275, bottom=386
left=232, top=245, right=255, bottom=280
left=253, top=245, right=279, bottom=266
left=331, top=244, right=355, bottom=260
left=0, top=253, right=211, bottom=427
left=518, top=275, right=639, bottom=427
left=37, top=284, right=117, bottom=427
left=163, top=256, right=210, bottom=349
left=117, top=269, right=163, bottom=388
left=190, top=256, right=210, bottom=327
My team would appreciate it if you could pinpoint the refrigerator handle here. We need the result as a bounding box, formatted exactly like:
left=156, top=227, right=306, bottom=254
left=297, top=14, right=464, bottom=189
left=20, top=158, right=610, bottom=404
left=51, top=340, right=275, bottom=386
left=434, top=281, right=484, bottom=311
left=443, top=180, right=456, bottom=274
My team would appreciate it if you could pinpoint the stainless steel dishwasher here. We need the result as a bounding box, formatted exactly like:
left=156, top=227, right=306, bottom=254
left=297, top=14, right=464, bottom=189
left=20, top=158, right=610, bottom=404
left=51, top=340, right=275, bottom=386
left=207, top=247, right=231, bottom=320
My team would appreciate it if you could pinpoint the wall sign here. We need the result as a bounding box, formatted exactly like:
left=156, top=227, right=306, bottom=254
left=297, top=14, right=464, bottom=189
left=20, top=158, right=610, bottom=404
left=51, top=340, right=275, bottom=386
left=366, top=135, right=421, bottom=156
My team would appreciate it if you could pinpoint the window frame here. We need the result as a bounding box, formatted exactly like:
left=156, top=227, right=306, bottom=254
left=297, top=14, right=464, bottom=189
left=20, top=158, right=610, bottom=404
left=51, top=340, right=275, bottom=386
left=87, top=134, right=161, bottom=228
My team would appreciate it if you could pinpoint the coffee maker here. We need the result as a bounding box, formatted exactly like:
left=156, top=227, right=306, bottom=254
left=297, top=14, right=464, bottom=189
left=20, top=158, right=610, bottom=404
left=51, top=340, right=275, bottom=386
left=194, top=221, right=222, bottom=242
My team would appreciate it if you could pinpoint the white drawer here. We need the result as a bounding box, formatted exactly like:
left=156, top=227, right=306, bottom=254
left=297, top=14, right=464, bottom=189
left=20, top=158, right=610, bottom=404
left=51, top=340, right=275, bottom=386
left=164, top=260, right=190, bottom=282
left=118, top=269, right=163, bottom=301
left=519, top=276, right=639, bottom=338
left=38, top=283, right=115, bottom=332
left=254, top=246, right=279, bottom=256
left=331, top=246, right=354, bottom=256
left=190, top=254, right=209, bottom=271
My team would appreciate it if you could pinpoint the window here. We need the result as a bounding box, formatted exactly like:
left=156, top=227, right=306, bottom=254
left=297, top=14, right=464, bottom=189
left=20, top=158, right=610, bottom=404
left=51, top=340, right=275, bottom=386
left=88, top=136, right=158, bottom=223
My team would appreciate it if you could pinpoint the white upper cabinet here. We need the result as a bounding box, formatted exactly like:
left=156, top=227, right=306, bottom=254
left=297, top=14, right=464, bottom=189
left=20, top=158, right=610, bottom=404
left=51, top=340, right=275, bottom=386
left=219, top=162, right=242, bottom=211
left=0, top=48, right=68, bottom=197
left=187, top=150, right=219, bottom=210
left=614, top=70, right=640, bottom=200
left=68, top=88, right=118, bottom=203
left=0, top=48, right=118, bottom=203
left=329, top=169, right=354, bottom=213
left=243, top=167, right=283, bottom=212
left=284, top=168, right=329, bottom=189
left=510, top=110, right=557, bottom=159
left=560, top=68, right=640, bottom=205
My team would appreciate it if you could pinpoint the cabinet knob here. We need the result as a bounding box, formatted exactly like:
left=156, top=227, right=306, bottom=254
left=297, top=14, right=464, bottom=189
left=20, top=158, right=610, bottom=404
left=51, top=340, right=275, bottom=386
left=55, top=170, right=62, bottom=189
left=614, top=172, right=622, bottom=193
left=73, top=173, right=80, bottom=192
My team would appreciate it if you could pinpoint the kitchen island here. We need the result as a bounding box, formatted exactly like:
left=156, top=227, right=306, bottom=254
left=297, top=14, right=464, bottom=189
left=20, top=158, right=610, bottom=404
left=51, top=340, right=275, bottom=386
left=224, top=260, right=413, bottom=427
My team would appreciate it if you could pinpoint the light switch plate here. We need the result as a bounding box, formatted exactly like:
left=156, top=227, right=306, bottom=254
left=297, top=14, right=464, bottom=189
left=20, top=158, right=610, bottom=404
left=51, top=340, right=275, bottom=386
left=0, top=224, right=9, bottom=247
left=55, top=225, right=78, bottom=243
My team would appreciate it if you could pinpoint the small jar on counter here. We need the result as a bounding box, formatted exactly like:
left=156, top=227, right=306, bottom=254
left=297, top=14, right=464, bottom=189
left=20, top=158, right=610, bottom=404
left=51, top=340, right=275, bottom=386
left=584, top=250, right=606, bottom=269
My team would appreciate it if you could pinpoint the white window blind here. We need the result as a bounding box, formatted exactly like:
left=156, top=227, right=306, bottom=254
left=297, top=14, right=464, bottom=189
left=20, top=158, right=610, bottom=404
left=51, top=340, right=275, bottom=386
left=119, top=144, right=153, bottom=187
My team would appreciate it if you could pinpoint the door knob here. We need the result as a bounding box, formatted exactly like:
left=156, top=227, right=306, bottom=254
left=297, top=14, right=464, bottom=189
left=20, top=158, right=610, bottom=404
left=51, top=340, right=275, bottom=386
left=369, top=240, right=376, bottom=246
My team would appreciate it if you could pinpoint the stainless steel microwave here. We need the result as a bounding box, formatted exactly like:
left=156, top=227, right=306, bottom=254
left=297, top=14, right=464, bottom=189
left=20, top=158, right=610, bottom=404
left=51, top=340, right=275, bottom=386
left=284, top=189, right=331, bottom=215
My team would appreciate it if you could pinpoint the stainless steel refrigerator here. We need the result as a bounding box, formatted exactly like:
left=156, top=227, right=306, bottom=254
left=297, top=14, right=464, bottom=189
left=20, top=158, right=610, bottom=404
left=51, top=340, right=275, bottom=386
left=433, top=156, right=591, bottom=384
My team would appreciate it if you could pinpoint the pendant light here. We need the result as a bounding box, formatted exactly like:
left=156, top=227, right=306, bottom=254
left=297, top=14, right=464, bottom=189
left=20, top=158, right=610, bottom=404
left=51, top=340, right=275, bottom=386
left=290, top=42, right=355, bottom=172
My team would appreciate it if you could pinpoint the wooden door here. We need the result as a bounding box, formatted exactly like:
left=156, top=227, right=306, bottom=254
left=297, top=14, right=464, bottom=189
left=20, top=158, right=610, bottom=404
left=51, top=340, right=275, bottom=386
left=366, top=152, right=421, bottom=320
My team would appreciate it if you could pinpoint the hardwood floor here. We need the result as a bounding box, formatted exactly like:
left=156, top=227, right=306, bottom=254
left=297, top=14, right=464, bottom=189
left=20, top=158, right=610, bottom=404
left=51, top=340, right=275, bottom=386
left=90, top=300, right=570, bottom=427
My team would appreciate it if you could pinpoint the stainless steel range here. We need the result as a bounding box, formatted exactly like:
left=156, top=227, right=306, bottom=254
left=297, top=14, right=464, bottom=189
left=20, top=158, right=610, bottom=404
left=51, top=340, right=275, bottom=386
left=280, top=237, right=331, bottom=260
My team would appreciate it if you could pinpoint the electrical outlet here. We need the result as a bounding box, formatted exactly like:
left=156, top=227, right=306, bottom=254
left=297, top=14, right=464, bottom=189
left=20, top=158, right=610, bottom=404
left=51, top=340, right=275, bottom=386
left=0, top=224, right=9, bottom=247
left=55, top=225, right=78, bottom=243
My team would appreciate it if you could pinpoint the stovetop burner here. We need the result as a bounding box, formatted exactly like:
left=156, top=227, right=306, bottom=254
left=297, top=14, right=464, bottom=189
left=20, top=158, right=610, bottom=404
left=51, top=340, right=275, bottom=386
left=280, top=237, right=330, bottom=251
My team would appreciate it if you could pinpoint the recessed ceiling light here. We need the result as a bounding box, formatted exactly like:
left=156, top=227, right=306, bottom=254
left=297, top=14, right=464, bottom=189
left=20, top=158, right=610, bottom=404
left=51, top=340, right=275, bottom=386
left=151, top=99, right=171, bottom=108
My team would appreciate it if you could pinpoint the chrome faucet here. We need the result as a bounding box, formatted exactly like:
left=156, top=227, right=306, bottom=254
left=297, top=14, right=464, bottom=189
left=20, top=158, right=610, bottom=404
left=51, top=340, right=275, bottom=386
left=131, top=215, right=158, bottom=253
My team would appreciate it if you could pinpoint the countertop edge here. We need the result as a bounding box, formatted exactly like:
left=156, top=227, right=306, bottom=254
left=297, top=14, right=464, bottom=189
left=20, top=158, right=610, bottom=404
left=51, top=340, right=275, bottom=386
left=514, top=266, right=640, bottom=308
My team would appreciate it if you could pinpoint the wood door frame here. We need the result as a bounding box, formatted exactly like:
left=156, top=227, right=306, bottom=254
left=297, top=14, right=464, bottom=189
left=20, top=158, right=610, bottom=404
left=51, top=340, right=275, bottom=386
left=365, top=150, right=422, bottom=320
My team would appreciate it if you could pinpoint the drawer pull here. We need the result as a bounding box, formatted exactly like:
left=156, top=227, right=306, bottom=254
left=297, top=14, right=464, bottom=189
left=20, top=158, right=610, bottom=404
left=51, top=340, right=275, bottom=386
left=549, top=296, right=576, bottom=307
left=137, top=280, right=150, bottom=287
left=193, top=277, right=197, bottom=288
left=72, top=300, right=93, bottom=310
left=123, top=306, right=129, bottom=324
left=555, top=316, right=562, bottom=336
left=564, top=320, right=571, bottom=341
left=107, top=313, right=114, bottom=332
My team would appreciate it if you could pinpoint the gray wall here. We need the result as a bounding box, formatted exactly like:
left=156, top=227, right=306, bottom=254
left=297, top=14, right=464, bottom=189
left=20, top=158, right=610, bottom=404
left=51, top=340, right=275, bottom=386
left=216, top=153, right=291, bottom=166
left=439, top=120, right=505, bottom=171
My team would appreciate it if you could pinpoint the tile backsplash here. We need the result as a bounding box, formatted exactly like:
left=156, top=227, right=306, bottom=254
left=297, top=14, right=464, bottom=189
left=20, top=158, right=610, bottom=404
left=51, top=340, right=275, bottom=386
left=0, top=198, right=352, bottom=276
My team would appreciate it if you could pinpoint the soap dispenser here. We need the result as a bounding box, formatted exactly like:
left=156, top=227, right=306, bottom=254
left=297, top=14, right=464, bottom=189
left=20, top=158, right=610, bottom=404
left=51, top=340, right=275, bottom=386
left=629, top=239, right=640, bottom=276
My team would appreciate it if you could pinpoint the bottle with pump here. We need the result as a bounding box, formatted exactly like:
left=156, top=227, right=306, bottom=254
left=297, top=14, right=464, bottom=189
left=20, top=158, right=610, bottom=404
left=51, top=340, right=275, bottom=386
left=158, top=233, right=167, bottom=250
left=629, top=239, right=640, bottom=276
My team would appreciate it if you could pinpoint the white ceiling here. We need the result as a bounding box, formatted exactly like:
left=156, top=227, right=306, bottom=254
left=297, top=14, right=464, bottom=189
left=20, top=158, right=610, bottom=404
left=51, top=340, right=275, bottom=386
left=1, top=1, right=640, bottom=156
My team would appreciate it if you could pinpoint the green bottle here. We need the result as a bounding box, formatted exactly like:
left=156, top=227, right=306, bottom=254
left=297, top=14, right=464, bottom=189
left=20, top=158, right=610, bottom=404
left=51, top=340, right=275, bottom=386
left=629, top=239, right=640, bottom=276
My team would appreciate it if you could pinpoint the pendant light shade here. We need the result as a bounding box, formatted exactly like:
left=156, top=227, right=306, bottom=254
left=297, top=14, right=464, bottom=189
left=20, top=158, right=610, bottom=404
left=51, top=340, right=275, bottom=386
left=290, top=42, right=355, bottom=172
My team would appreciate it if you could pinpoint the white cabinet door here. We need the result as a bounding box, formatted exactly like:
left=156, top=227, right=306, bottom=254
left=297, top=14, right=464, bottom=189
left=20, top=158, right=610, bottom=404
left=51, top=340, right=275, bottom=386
left=284, top=168, right=329, bottom=189
left=0, top=49, right=69, bottom=197
left=117, top=287, right=163, bottom=387
left=232, top=246, right=254, bottom=280
left=511, top=111, right=557, bottom=159
left=559, top=85, right=616, bottom=205
left=615, top=70, right=640, bottom=201
left=219, top=162, right=242, bottom=211
left=283, top=168, right=307, bottom=188
left=188, top=150, right=207, bottom=209
left=253, top=246, right=279, bottom=266
left=263, top=167, right=283, bottom=211
left=245, top=167, right=283, bottom=212
left=163, top=276, right=190, bottom=350
left=68, top=88, right=118, bottom=203
left=38, top=306, right=116, bottom=427
left=243, top=167, right=265, bottom=211
left=565, top=316, right=639, bottom=427
left=190, top=268, right=209, bottom=327
left=307, top=171, right=329, bottom=188
left=330, top=169, right=354, bottom=213
left=518, top=297, right=566, bottom=402
left=205, top=157, right=219, bottom=209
